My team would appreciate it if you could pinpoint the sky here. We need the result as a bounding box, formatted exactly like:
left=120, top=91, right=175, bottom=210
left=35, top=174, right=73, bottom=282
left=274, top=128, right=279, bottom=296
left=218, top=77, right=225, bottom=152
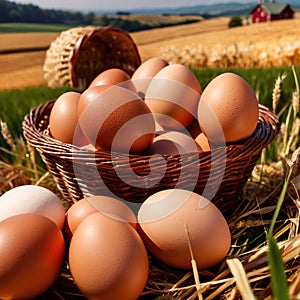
left=11, top=0, right=256, bottom=12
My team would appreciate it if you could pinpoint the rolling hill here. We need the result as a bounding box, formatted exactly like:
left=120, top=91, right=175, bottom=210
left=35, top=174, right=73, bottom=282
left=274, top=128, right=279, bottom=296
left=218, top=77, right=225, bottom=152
left=100, top=1, right=300, bottom=16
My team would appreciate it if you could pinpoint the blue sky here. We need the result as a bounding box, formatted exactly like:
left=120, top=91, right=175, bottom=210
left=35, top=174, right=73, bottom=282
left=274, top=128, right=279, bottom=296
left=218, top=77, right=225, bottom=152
left=11, top=0, right=256, bottom=12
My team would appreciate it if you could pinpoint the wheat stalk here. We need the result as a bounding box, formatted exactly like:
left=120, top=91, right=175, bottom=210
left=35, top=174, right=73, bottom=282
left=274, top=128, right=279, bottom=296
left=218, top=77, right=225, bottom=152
left=272, top=73, right=287, bottom=114
left=0, top=120, right=15, bottom=149
left=160, top=39, right=300, bottom=69
left=292, top=66, right=299, bottom=120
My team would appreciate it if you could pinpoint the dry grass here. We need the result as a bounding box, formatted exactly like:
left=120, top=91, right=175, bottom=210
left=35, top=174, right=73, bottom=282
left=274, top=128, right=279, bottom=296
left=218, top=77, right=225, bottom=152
left=0, top=132, right=299, bottom=300
left=161, top=37, right=300, bottom=69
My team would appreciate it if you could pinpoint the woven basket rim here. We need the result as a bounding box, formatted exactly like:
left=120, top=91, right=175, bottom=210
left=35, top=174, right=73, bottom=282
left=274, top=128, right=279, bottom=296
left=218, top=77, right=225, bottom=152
left=22, top=99, right=280, bottom=160
left=43, top=26, right=141, bottom=89
left=22, top=99, right=281, bottom=207
left=69, top=26, right=141, bottom=88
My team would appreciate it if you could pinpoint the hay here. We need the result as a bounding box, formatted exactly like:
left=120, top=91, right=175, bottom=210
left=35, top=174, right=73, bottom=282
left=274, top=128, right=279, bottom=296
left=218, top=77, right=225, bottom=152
left=25, top=157, right=298, bottom=300
left=1, top=131, right=298, bottom=299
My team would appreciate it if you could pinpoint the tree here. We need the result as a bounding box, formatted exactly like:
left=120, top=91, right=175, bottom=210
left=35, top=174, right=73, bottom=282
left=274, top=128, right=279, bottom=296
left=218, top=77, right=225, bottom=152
left=228, top=16, right=243, bottom=28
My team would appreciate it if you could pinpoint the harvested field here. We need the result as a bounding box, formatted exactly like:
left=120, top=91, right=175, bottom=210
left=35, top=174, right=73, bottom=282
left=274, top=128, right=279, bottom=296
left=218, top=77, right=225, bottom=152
left=0, top=32, right=59, bottom=53
left=0, top=32, right=59, bottom=90
left=0, top=14, right=300, bottom=90
left=132, top=17, right=230, bottom=58
left=0, top=52, right=47, bottom=90
left=135, top=15, right=300, bottom=59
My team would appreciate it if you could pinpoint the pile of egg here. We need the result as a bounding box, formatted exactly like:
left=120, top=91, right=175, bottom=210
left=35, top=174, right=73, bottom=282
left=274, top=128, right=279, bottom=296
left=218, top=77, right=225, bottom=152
left=49, top=56, right=259, bottom=155
left=0, top=185, right=231, bottom=299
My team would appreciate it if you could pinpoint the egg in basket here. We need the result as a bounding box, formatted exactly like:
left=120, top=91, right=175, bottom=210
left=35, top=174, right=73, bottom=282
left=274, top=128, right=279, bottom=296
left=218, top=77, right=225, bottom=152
left=23, top=57, right=280, bottom=217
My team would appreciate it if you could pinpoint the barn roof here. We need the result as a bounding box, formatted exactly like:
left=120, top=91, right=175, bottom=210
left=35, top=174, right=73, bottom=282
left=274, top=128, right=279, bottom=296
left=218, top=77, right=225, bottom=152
left=260, top=3, right=290, bottom=15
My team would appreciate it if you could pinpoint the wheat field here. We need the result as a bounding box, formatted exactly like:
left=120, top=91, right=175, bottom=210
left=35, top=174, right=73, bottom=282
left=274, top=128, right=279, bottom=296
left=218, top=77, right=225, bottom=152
left=0, top=13, right=299, bottom=90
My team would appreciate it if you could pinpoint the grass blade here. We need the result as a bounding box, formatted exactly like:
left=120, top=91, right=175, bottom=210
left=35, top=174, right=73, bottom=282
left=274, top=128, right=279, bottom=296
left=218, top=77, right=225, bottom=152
left=266, top=157, right=295, bottom=299
left=269, top=166, right=293, bottom=235
left=266, top=232, right=289, bottom=300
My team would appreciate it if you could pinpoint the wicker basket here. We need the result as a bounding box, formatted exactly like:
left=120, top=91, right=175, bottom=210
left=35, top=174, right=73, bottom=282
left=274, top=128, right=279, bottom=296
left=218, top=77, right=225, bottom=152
left=43, top=26, right=141, bottom=90
left=22, top=100, right=280, bottom=216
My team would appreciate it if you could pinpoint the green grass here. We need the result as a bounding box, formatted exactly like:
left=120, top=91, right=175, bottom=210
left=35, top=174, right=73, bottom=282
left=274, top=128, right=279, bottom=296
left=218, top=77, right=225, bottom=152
left=193, top=66, right=299, bottom=111
left=0, top=86, right=71, bottom=151
left=266, top=165, right=294, bottom=300
left=0, top=23, right=73, bottom=33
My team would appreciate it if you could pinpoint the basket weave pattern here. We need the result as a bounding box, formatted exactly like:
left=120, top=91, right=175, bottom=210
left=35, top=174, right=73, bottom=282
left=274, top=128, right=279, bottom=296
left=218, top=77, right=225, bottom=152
left=43, top=26, right=141, bottom=89
left=22, top=100, right=280, bottom=216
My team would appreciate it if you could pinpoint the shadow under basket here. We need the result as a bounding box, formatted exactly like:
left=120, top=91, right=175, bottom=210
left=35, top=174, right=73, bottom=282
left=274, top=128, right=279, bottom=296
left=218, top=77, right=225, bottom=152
left=22, top=100, right=280, bottom=216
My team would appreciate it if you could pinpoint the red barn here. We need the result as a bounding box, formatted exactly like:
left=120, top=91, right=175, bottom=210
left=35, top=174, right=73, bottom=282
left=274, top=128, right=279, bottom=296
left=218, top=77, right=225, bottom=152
left=250, top=2, right=294, bottom=23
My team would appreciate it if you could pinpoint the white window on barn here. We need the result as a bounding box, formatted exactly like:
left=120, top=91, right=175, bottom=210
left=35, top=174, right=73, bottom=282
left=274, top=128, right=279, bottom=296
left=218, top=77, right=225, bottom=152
left=261, top=10, right=265, bottom=17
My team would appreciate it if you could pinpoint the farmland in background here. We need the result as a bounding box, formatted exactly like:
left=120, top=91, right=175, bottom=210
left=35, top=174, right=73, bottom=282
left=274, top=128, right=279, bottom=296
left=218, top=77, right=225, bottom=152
left=0, top=12, right=299, bottom=90
left=0, top=23, right=72, bottom=33
left=112, top=13, right=203, bottom=26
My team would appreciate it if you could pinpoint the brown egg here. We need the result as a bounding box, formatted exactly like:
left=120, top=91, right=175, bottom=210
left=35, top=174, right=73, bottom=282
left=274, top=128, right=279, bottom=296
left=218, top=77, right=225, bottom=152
left=77, top=85, right=110, bottom=119
left=64, top=196, right=137, bottom=241
left=145, top=64, right=202, bottom=130
left=64, top=198, right=97, bottom=241
left=49, top=91, right=88, bottom=146
left=0, top=213, right=65, bottom=299
left=185, top=117, right=202, bottom=139
left=69, top=212, right=149, bottom=300
left=198, top=72, right=259, bottom=144
left=131, top=57, right=169, bottom=98
left=138, top=189, right=231, bottom=270
left=195, top=133, right=211, bottom=152
left=78, top=85, right=156, bottom=154
left=146, top=131, right=201, bottom=155
left=89, top=68, right=137, bottom=93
